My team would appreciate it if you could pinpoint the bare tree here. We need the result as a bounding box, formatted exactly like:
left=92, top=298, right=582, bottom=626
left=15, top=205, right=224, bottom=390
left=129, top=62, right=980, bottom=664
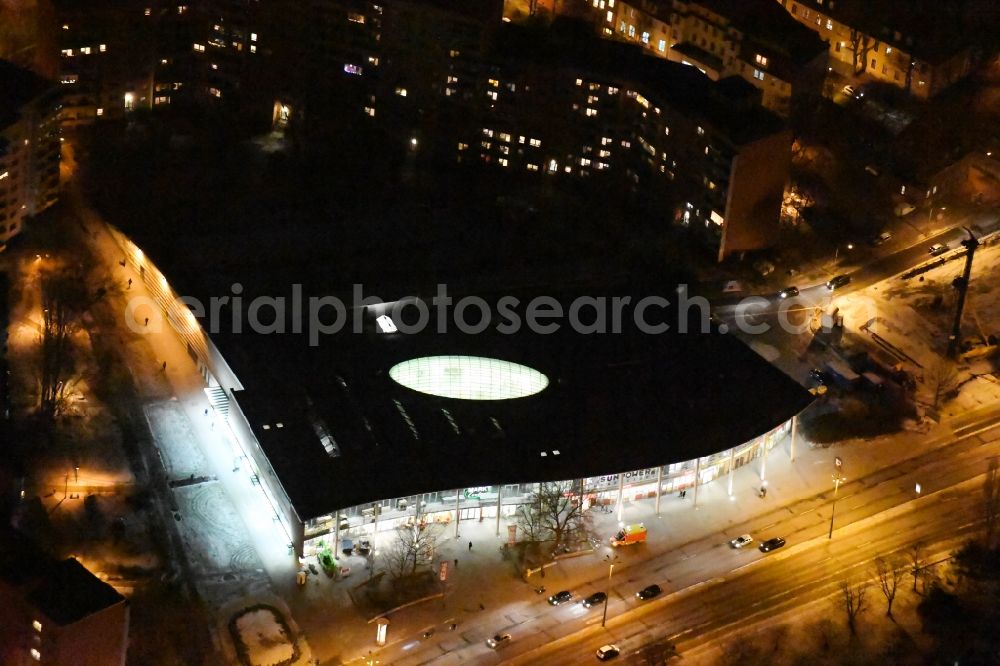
left=840, top=580, right=869, bottom=635
left=984, top=459, right=1000, bottom=549
left=908, top=541, right=925, bottom=593
left=873, top=556, right=906, bottom=618
left=38, top=270, right=89, bottom=418
left=516, top=481, right=593, bottom=554
left=849, top=29, right=875, bottom=75
left=379, top=524, right=442, bottom=582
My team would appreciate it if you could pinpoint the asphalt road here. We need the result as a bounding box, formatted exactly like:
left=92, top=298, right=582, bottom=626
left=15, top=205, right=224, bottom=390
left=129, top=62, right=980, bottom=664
left=377, top=409, right=1000, bottom=665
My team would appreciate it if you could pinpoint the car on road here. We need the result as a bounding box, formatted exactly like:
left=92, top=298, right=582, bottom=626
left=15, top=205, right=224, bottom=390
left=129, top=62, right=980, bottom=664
left=548, top=590, right=573, bottom=605
left=582, top=592, right=608, bottom=608
left=870, top=231, right=893, bottom=246
left=809, top=368, right=831, bottom=386
left=929, top=243, right=949, bottom=256
left=486, top=633, right=512, bottom=649
left=826, top=274, right=851, bottom=290
left=777, top=286, right=799, bottom=299
left=636, top=584, right=662, bottom=600
left=759, top=537, right=786, bottom=552
left=596, top=644, right=621, bottom=661
left=729, top=534, right=754, bottom=549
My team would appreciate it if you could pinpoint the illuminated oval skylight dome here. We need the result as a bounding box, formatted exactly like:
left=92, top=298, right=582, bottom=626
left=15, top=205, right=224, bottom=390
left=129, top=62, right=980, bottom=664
left=389, top=356, right=549, bottom=400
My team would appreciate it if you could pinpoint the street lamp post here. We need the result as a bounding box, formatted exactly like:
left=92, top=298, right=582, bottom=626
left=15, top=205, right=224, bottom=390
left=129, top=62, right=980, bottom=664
left=828, top=473, right=845, bottom=539
left=601, top=554, right=619, bottom=627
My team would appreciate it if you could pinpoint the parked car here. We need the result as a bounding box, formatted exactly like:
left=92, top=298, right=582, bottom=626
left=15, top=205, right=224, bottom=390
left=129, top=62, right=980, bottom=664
left=596, top=645, right=621, bottom=661
left=486, top=633, right=512, bottom=649
left=826, top=274, right=851, bottom=290
left=929, top=243, right=949, bottom=256
left=582, top=592, right=608, bottom=608
left=759, top=537, right=786, bottom=552
left=809, top=368, right=831, bottom=385
left=729, top=534, right=754, bottom=549
left=636, top=584, right=662, bottom=600
left=870, top=231, right=893, bottom=246
left=548, top=590, right=573, bottom=605
left=778, top=286, right=799, bottom=299
left=357, top=539, right=371, bottom=556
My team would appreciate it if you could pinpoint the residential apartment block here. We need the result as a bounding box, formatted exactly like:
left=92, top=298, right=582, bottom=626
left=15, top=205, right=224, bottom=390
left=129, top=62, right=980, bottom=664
left=55, top=0, right=156, bottom=125
left=778, top=0, right=974, bottom=98
left=443, top=20, right=791, bottom=260
left=0, top=61, right=60, bottom=251
left=0, top=530, right=129, bottom=666
left=531, top=0, right=827, bottom=118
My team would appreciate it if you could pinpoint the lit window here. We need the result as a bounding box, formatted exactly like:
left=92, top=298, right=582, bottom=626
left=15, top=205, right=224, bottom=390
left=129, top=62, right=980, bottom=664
left=32, top=620, right=42, bottom=632
left=607, top=10, right=613, bottom=22
left=498, top=133, right=511, bottom=143
left=457, top=142, right=468, bottom=150
left=344, top=63, right=362, bottom=75
left=664, top=126, right=670, bottom=135
left=487, top=90, right=498, bottom=100
left=641, top=31, right=650, bottom=44
left=250, top=45, right=256, bottom=53
left=193, top=43, right=205, bottom=52
left=364, top=106, right=375, bottom=116
left=80, top=46, right=91, bottom=54
left=209, top=87, right=221, bottom=98
left=96, top=107, right=104, bottom=116
left=548, top=159, right=558, bottom=173
left=658, top=39, right=666, bottom=53
left=395, top=87, right=407, bottom=97
left=628, top=25, right=635, bottom=38
left=499, top=158, right=508, bottom=167
left=124, top=92, right=135, bottom=110
left=696, top=126, right=704, bottom=136
left=61, top=49, right=74, bottom=57
left=607, top=86, right=618, bottom=95
left=529, top=138, right=541, bottom=147
left=755, top=54, right=768, bottom=67
left=527, top=163, right=539, bottom=171
left=886, top=46, right=893, bottom=54
left=449, top=49, right=460, bottom=57
left=99, top=44, right=106, bottom=52
left=177, top=5, right=187, bottom=13
left=211, top=63, right=218, bottom=70
left=585, top=108, right=598, bottom=116
left=753, top=69, right=765, bottom=81
left=482, top=128, right=493, bottom=137
left=30, top=649, right=41, bottom=661
left=144, top=8, right=151, bottom=16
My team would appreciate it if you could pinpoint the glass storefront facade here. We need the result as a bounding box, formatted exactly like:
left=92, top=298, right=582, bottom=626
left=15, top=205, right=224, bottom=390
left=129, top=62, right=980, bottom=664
left=303, top=419, right=792, bottom=555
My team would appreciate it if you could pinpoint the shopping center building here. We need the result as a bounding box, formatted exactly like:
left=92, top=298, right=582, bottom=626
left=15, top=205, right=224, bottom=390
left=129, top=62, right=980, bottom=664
left=108, top=229, right=812, bottom=557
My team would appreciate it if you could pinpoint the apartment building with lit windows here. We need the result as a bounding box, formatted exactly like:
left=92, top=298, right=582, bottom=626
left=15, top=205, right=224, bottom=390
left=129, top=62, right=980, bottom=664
left=0, top=530, right=129, bottom=666
left=444, top=19, right=791, bottom=260
left=553, top=0, right=827, bottom=118
left=55, top=0, right=156, bottom=125
left=777, top=0, right=975, bottom=99
left=0, top=61, right=60, bottom=252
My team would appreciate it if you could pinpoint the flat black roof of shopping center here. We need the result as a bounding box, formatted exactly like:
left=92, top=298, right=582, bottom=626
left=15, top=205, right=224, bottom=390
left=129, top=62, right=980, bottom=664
left=226, top=289, right=812, bottom=519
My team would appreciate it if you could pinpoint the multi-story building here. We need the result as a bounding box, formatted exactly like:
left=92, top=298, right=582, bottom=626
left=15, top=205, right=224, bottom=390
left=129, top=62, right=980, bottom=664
left=441, top=20, right=791, bottom=260
left=0, top=60, right=60, bottom=252
left=55, top=0, right=156, bottom=125
left=549, top=0, right=827, bottom=118
left=777, top=0, right=974, bottom=99
left=151, top=0, right=266, bottom=112
left=0, top=530, right=129, bottom=666
left=666, top=0, right=827, bottom=118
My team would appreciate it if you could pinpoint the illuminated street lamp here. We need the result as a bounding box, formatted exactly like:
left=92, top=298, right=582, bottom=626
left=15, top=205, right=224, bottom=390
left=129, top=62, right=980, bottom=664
left=828, top=466, right=846, bottom=539
left=601, top=553, right=619, bottom=627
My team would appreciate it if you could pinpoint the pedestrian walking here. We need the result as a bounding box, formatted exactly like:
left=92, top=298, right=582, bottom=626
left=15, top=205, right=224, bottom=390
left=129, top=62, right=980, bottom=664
left=468, top=541, right=472, bottom=551
left=453, top=558, right=458, bottom=569
left=127, top=278, right=132, bottom=289
left=144, top=317, right=149, bottom=326
left=204, top=408, right=209, bottom=416
left=162, top=361, right=167, bottom=371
